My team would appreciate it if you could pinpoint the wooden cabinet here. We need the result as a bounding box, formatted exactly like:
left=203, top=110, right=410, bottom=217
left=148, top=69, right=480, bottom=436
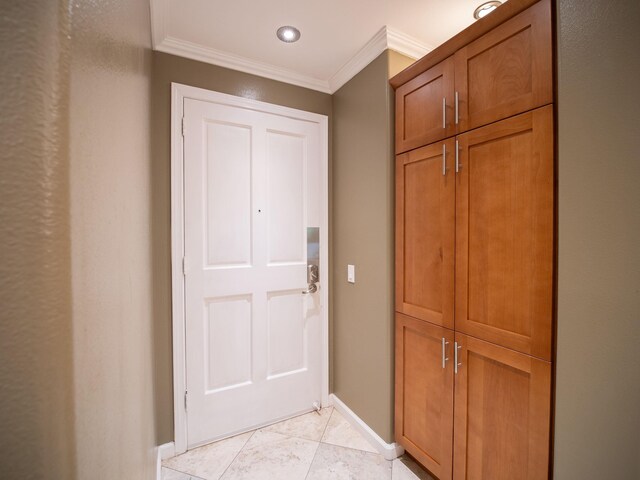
left=453, top=333, right=551, bottom=480
left=395, top=57, right=455, bottom=153
left=395, top=0, right=552, bottom=153
left=455, top=106, right=554, bottom=360
left=454, top=0, right=552, bottom=132
left=392, top=0, right=555, bottom=478
left=396, top=140, right=455, bottom=329
left=395, top=314, right=454, bottom=480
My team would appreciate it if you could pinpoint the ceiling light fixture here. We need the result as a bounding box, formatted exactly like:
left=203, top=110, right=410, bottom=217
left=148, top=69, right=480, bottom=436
left=473, top=1, right=502, bottom=19
left=276, top=26, right=301, bottom=43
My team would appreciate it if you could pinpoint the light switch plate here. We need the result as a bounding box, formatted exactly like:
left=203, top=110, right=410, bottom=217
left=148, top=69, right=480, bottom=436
left=347, top=264, right=355, bottom=283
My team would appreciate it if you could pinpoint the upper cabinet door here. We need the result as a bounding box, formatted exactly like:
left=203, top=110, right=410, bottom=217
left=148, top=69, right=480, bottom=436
left=396, top=139, right=455, bottom=329
left=396, top=57, right=455, bottom=153
left=453, top=333, right=551, bottom=480
left=454, top=0, right=552, bottom=132
left=455, top=106, right=554, bottom=360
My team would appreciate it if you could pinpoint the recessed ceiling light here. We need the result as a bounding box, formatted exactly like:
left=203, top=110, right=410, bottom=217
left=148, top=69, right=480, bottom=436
left=276, top=26, right=301, bottom=43
left=473, top=1, right=502, bottom=19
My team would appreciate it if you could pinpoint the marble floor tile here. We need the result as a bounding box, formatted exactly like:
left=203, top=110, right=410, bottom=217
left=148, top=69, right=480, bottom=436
left=162, top=431, right=252, bottom=480
left=162, top=466, right=205, bottom=480
left=320, top=410, right=378, bottom=453
left=306, top=442, right=391, bottom=480
left=391, top=455, right=435, bottom=480
left=220, top=429, right=318, bottom=480
left=260, top=407, right=332, bottom=441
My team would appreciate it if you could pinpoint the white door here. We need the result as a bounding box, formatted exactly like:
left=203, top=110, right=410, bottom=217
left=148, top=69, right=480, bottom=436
left=182, top=94, right=326, bottom=448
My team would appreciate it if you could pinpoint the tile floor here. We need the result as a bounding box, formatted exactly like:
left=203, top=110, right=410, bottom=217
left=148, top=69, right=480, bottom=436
left=162, top=407, right=435, bottom=480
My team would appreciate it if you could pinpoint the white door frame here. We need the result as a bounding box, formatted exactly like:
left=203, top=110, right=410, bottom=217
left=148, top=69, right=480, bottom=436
left=170, top=82, right=329, bottom=454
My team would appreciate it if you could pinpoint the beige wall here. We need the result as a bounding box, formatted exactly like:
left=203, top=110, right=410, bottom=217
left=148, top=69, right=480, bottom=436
left=331, top=50, right=413, bottom=443
left=555, top=0, right=640, bottom=478
left=69, top=0, right=157, bottom=478
left=151, top=51, right=332, bottom=443
left=0, top=2, right=75, bottom=478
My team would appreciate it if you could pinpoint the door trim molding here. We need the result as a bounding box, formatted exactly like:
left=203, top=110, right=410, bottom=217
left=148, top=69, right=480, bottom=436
left=170, top=82, right=330, bottom=454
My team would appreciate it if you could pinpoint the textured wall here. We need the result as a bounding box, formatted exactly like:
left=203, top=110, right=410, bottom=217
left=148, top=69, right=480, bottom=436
left=331, top=50, right=413, bottom=442
left=151, top=51, right=332, bottom=443
left=69, top=1, right=157, bottom=478
left=555, top=0, right=640, bottom=478
left=0, top=1, right=76, bottom=478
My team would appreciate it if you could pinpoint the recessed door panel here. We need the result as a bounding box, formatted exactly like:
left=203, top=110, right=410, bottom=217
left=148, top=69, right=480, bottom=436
left=266, top=131, right=306, bottom=265
left=396, top=313, right=454, bottom=480
left=455, top=106, right=554, bottom=359
left=396, top=139, right=455, bottom=329
left=205, top=122, right=252, bottom=268
left=267, top=290, right=305, bottom=378
left=205, top=295, right=252, bottom=391
left=453, top=333, right=551, bottom=480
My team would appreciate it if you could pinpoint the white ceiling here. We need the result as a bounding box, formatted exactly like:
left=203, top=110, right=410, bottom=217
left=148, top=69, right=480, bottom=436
left=150, top=0, right=488, bottom=93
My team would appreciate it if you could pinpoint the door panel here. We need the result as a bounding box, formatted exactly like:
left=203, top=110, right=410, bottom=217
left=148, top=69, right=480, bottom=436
left=455, top=106, right=554, bottom=359
left=396, top=140, right=455, bottom=329
left=396, top=314, right=454, bottom=480
left=396, top=57, right=455, bottom=153
left=183, top=98, right=323, bottom=447
left=455, top=0, right=552, bottom=132
left=453, top=333, right=551, bottom=480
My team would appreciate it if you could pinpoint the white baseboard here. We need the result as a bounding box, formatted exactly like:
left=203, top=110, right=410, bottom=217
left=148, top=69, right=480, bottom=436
left=329, top=394, right=404, bottom=461
left=156, top=442, right=176, bottom=479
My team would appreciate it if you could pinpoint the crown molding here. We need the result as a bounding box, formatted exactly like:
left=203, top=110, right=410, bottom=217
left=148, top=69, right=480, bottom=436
left=328, top=27, right=432, bottom=92
left=149, top=0, right=166, bottom=49
left=149, top=0, right=432, bottom=94
left=156, top=36, right=332, bottom=93
left=327, top=27, right=389, bottom=93
left=387, top=28, right=433, bottom=60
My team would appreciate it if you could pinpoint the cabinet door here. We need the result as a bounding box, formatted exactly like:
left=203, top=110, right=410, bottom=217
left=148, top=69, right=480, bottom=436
left=396, top=313, right=454, bottom=480
left=396, top=139, right=455, bottom=329
left=453, top=333, right=551, bottom=480
left=455, top=106, right=554, bottom=360
left=454, top=0, right=552, bottom=132
left=396, top=56, right=455, bottom=153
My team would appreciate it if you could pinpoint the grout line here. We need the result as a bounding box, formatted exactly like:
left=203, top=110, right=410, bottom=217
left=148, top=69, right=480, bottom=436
left=303, top=406, right=336, bottom=480
left=217, top=429, right=256, bottom=480
left=303, top=440, right=322, bottom=480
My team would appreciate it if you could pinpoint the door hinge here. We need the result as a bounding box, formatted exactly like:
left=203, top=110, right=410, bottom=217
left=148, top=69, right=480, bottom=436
left=182, top=256, right=186, bottom=276
left=181, top=117, right=185, bottom=137
left=184, top=390, right=188, bottom=411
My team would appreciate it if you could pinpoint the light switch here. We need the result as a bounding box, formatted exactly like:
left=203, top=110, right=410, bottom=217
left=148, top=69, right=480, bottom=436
left=347, top=264, right=355, bottom=283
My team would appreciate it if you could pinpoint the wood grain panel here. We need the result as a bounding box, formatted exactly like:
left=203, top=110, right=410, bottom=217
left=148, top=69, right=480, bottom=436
left=395, top=57, right=455, bottom=153
left=396, top=140, right=455, bottom=329
left=453, top=333, right=551, bottom=480
left=455, top=0, right=552, bottom=132
left=396, top=314, right=454, bottom=480
left=455, top=106, right=554, bottom=359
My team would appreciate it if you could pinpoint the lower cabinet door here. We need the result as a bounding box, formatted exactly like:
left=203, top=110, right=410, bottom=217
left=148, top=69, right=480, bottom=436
left=453, top=333, right=552, bottom=480
left=396, top=313, right=454, bottom=480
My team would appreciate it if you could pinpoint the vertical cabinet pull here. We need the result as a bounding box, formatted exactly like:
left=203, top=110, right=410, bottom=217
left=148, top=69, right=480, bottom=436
left=454, top=342, right=462, bottom=374
left=455, top=91, right=459, bottom=125
left=442, top=338, right=450, bottom=369
left=442, top=97, right=446, bottom=129
left=455, top=140, right=460, bottom=173
left=442, top=144, right=447, bottom=176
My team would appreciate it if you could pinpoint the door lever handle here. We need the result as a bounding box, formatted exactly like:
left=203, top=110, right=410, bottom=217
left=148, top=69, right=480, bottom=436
left=302, top=283, right=318, bottom=294
left=302, top=264, right=319, bottom=294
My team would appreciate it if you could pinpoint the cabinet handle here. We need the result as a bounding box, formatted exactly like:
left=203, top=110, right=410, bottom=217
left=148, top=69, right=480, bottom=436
left=455, top=91, right=459, bottom=125
left=455, top=140, right=460, bottom=173
left=442, top=144, right=446, bottom=176
left=442, top=97, right=446, bottom=129
left=442, top=338, right=450, bottom=369
left=454, top=342, right=462, bottom=374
